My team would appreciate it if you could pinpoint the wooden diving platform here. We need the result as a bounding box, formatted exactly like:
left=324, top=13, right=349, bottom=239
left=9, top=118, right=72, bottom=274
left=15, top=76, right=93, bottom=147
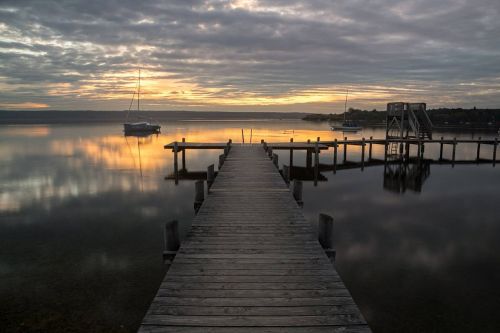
left=139, top=144, right=371, bottom=332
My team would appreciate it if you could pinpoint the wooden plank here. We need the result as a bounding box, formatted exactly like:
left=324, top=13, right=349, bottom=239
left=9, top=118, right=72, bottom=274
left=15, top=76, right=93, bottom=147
left=139, top=145, right=371, bottom=332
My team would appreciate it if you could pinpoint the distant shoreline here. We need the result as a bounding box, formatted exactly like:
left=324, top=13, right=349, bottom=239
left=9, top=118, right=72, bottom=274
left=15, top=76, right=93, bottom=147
left=0, top=110, right=308, bottom=125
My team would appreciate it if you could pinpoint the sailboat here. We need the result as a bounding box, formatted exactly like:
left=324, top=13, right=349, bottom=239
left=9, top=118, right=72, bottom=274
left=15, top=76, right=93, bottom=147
left=331, top=89, right=362, bottom=132
left=124, top=69, right=161, bottom=134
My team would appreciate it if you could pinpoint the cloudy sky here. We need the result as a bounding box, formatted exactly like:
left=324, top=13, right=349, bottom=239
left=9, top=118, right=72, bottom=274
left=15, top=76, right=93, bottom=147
left=1, top=0, right=499, bottom=112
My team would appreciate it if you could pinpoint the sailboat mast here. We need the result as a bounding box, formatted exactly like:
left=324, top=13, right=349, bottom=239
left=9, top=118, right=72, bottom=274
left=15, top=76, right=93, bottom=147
left=137, top=68, right=140, bottom=112
left=344, top=89, right=348, bottom=123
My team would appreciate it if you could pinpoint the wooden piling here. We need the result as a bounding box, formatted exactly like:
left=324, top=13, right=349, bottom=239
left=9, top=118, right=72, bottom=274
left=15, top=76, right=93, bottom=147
left=368, top=136, right=373, bottom=160
left=343, top=137, right=347, bottom=162
left=173, top=141, right=179, bottom=184
left=333, top=139, right=338, bottom=174
left=314, top=140, right=319, bottom=186
left=268, top=147, right=273, bottom=158
left=194, top=180, right=204, bottom=213
left=282, top=164, right=290, bottom=185
left=163, top=220, right=180, bottom=264
left=292, top=179, right=303, bottom=206
left=207, top=164, right=215, bottom=189
left=476, top=137, right=481, bottom=161
left=218, top=154, right=225, bottom=170
left=181, top=138, right=186, bottom=170
left=289, top=138, right=294, bottom=166
left=224, top=146, right=229, bottom=157
left=452, top=137, right=457, bottom=167
left=361, top=137, right=365, bottom=171
left=493, top=138, right=498, bottom=167
left=318, top=214, right=335, bottom=261
left=439, top=137, right=444, bottom=162
left=272, top=153, right=279, bottom=168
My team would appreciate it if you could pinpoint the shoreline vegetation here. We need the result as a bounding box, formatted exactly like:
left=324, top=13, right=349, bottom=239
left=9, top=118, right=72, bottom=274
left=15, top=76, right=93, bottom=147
left=303, top=108, right=500, bottom=131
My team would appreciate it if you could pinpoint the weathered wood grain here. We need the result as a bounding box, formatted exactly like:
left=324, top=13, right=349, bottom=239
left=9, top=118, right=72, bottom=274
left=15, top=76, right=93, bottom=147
left=139, top=145, right=371, bottom=332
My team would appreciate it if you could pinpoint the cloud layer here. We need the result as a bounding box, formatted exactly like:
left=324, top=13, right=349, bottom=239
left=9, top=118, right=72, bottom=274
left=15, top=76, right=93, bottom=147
left=1, top=0, right=500, bottom=111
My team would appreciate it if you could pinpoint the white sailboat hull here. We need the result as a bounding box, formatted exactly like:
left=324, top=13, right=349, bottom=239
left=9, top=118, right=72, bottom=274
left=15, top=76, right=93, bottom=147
left=124, top=122, right=161, bottom=133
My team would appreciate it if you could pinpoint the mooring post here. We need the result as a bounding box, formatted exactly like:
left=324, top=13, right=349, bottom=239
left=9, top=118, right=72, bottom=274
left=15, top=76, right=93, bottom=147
left=218, top=154, right=225, bottom=170
left=268, top=147, right=273, bottom=159
left=369, top=136, right=373, bottom=161
left=361, top=137, right=365, bottom=171
left=439, top=137, right=444, bottom=162
left=314, top=140, right=319, bottom=186
left=173, top=141, right=179, bottom=185
left=289, top=138, right=294, bottom=167
left=282, top=164, right=290, bottom=185
left=452, top=137, right=457, bottom=167
left=333, top=139, right=338, bottom=174
left=272, top=153, right=279, bottom=168
left=228, top=139, right=232, bottom=151
left=207, top=164, right=215, bottom=189
left=493, top=138, right=498, bottom=167
left=224, top=146, right=229, bottom=157
left=181, top=138, right=186, bottom=171
left=343, top=137, right=347, bottom=162
left=263, top=141, right=268, bottom=151
left=306, top=139, right=312, bottom=168
left=476, top=137, right=481, bottom=161
left=163, top=220, right=180, bottom=265
left=318, top=213, right=336, bottom=261
left=292, top=179, right=303, bottom=206
left=194, top=180, right=204, bottom=213
left=261, top=139, right=264, bottom=144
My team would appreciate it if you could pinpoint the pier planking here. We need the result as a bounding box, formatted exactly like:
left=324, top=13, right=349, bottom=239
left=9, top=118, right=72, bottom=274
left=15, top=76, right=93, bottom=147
left=139, top=144, right=371, bottom=332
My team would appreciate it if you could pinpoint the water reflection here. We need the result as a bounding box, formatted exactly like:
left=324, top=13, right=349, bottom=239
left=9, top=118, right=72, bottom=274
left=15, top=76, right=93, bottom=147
left=383, top=160, right=431, bottom=193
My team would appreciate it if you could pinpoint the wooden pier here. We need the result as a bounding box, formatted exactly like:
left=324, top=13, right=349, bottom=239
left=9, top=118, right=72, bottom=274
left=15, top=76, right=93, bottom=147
left=139, top=144, right=371, bottom=332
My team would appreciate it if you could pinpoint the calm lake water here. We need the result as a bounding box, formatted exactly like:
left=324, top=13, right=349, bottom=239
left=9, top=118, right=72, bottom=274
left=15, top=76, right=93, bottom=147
left=1, top=120, right=499, bottom=332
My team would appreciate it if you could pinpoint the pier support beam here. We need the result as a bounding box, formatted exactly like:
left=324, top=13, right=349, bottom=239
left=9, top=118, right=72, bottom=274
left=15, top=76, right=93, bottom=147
left=333, top=139, right=338, bottom=174
left=218, top=154, right=225, bottom=170
left=173, top=141, right=179, bottom=185
left=181, top=138, right=186, bottom=171
left=361, top=138, right=365, bottom=171
left=292, top=180, right=303, bottom=207
left=289, top=138, right=294, bottom=167
left=314, top=140, right=319, bottom=186
left=494, top=138, right=498, bottom=167
left=439, top=137, right=444, bottom=162
left=343, top=137, right=347, bottom=162
left=452, top=138, right=457, bottom=167
left=369, top=136, right=373, bottom=161
left=318, top=214, right=336, bottom=261
left=207, top=164, right=215, bottom=189
left=272, top=153, right=279, bottom=168
left=163, top=220, right=180, bottom=265
left=194, top=180, right=204, bottom=213
left=282, top=164, right=290, bottom=185
left=476, top=137, right=482, bottom=161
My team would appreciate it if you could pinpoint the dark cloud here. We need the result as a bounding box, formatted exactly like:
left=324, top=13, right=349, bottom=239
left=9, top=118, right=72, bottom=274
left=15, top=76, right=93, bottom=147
left=0, top=0, right=499, bottom=111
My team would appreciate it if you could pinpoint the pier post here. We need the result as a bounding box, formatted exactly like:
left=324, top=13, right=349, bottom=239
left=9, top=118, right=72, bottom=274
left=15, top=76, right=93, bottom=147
left=181, top=138, right=186, bottom=171
left=289, top=138, right=294, bottom=167
left=333, top=139, right=338, bottom=174
left=439, top=137, right=444, bottom=162
left=405, top=142, right=410, bottom=161
left=493, top=138, right=498, bottom=167
left=194, top=180, right=204, bottom=213
left=417, top=140, right=421, bottom=160
left=452, top=138, right=457, bottom=167
left=268, top=147, right=273, bottom=159
left=263, top=141, right=268, bottom=151
left=224, top=146, right=229, bottom=157
left=384, top=141, right=388, bottom=163
left=292, top=180, right=303, bottom=206
left=163, top=220, right=180, bottom=264
left=476, top=137, right=481, bottom=161
left=314, top=140, right=319, bottom=186
left=218, top=154, right=225, bottom=170
left=207, top=164, right=215, bottom=189
left=173, top=141, right=179, bottom=185
left=318, top=214, right=336, bottom=261
left=343, top=137, right=347, bottom=162
left=369, top=136, right=373, bottom=161
left=228, top=139, right=232, bottom=151
left=361, top=138, right=365, bottom=171
left=282, top=164, right=290, bottom=185
left=273, top=153, right=279, bottom=168
left=306, top=139, right=312, bottom=168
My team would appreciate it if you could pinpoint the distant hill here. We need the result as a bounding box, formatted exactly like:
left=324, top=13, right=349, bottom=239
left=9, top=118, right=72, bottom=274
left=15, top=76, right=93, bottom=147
left=0, top=110, right=307, bottom=124
left=303, top=108, right=500, bottom=129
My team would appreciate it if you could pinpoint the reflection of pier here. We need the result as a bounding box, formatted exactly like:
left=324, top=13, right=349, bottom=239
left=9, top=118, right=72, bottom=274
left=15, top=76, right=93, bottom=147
left=141, top=144, right=371, bottom=332
left=383, top=160, right=431, bottom=193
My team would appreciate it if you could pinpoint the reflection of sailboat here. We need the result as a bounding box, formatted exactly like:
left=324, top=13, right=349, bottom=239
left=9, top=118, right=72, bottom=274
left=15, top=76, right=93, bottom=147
left=125, top=133, right=156, bottom=192
left=124, top=69, right=161, bottom=134
left=331, top=89, right=362, bottom=132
